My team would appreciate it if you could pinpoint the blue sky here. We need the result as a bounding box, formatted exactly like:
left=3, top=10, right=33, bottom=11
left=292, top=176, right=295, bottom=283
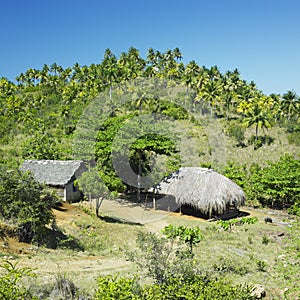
left=1, top=0, right=299, bottom=95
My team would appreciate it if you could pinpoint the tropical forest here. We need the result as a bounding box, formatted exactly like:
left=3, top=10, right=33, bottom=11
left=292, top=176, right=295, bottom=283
left=0, top=47, right=299, bottom=299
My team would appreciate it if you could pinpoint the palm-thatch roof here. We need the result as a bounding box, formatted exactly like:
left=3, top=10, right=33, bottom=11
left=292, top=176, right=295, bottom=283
left=153, top=167, right=245, bottom=217
left=19, top=160, right=87, bottom=186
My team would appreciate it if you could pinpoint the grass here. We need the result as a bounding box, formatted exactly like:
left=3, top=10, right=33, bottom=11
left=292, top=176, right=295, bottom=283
left=0, top=201, right=299, bottom=299
left=170, top=118, right=299, bottom=176
left=188, top=215, right=299, bottom=299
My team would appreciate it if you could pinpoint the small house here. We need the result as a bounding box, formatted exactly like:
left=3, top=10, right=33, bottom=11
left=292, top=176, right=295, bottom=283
left=20, top=160, right=87, bottom=202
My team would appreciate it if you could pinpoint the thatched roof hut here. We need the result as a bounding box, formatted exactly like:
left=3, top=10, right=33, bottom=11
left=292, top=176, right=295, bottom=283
left=153, top=167, right=245, bottom=218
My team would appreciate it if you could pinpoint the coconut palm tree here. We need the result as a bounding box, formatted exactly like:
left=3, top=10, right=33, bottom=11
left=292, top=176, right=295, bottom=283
left=173, top=47, right=183, bottom=62
left=102, top=48, right=118, bottom=100
left=183, top=60, right=200, bottom=95
left=281, top=90, right=299, bottom=120
left=243, top=104, right=271, bottom=139
left=146, top=47, right=156, bottom=65
left=201, top=80, right=222, bottom=115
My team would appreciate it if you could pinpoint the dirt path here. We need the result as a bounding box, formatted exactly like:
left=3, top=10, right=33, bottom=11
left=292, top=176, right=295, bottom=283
left=4, top=199, right=175, bottom=291
left=99, top=198, right=172, bottom=231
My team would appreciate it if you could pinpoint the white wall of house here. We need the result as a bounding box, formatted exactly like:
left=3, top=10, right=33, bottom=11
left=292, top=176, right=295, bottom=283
left=64, top=181, right=83, bottom=202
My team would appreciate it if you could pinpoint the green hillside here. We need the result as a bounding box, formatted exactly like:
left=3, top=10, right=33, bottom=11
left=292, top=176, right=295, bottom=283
left=0, top=47, right=299, bottom=299
left=1, top=47, right=299, bottom=206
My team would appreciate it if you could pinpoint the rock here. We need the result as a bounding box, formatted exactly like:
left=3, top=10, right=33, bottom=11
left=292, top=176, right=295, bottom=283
left=264, top=217, right=273, bottom=223
left=251, top=284, right=266, bottom=299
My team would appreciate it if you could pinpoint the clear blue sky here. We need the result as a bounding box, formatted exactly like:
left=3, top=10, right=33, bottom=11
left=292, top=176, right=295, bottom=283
left=1, top=0, right=299, bottom=95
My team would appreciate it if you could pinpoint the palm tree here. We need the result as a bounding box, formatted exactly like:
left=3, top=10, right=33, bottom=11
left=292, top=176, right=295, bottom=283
left=281, top=90, right=299, bottom=120
left=146, top=47, right=156, bottom=65
left=38, top=64, right=50, bottom=85
left=207, top=65, right=222, bottom=82
left=132, top=87, right=150, bottom=114
left=173, top=47, right=183, bottom=62
left=201, top=80, right=222, bottom=114
left=16, top=73, right=26, bottom=86
left=243, top=104, right=271, bottom=139
left=102, top=48, right=118, bottom=101
left=72, top=63, right=84, bottom=82
left=183, top=60, right=200, bottom=95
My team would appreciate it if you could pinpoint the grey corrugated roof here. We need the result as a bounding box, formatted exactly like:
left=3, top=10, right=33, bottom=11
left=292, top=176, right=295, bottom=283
left=20, top=160, right=86, bottom=186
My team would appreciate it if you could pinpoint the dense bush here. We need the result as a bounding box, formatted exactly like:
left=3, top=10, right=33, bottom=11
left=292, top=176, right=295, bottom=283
left=94, top=276, right=140, bottom=300
left=224, top=155, right=300, bottom=211
left=0, top=166, right=55, bottom=242
left=250, top=155, right=300, bottom=208
left=93, top=275, right=255, bottom=300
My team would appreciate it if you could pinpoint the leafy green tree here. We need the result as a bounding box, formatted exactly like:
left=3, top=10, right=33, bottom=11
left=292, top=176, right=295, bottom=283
left=75, top=169, right=111, bottom=217
left=21, top=127, right=60, bottom=160
left=95, top=114, right=178, bottom=195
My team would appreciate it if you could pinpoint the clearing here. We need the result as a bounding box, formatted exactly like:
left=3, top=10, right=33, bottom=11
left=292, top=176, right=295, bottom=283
left=0, top=198, right=298, bottom=299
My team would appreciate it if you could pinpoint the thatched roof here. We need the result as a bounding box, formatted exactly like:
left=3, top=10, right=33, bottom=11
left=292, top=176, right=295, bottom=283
left=19, top=160, right=87, bottom=186
left=153, top=167, right=245, bottom=216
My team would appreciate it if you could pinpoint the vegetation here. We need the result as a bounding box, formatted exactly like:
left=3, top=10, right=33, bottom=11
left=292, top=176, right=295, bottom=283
left=224, top=154, right=300, bottom=211
left=162, top=224, right=203, bottom=254
left=216, top=217, right=258, bottom=232
left=0, top=261, right=37, bottom=300
left=0, top=47, right=298, bottom=206
left=0, top=47, right=299, bottom=299
left=0, top=166, right=56, bottom=243
left=93, top=275, right=255, bottom=300
left=75, top=168, right=112, bottom=216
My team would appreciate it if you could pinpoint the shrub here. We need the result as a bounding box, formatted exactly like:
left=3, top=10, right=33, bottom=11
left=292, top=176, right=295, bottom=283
left=94, top=275, right=140, bottom=300
left=250, top=154, right=300, bottom=209
left=0, top=166, right=55, bottom=243
left=223, top=162, right=247, bottom=188
left=247, top=135, right=274, bottom=149
left=93, top=275, right=255, bottom=300
left=142, top=275, right=255, bottom=300
left=287, top=131, right=300, bottom=146
left=262, top=235, right=270, bottom=245
left=286, top=122, right=300, bottom=146
left=128, top=231, right=200, bottom=284
left=256, top=260, right=268, bottom=272
left=225, top=120, right=245, bottom=146
left=161, top=225, right=203, bottom=255
left=212, top=257, right=250, bottom=276
left=288, top=202, right=300, bottom=216
left=217, top=217, right=258, bottom=232
left=0, top=261, right=37, bottom=300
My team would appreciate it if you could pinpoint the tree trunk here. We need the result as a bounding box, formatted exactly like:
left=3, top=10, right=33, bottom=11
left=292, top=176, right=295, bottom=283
left=152, top=192, right=156, bottom=210
left=137, top=151, right=142, bottom=202
left=95, top=197, right=104, bottom=217
left=255, top=123, right=258, bottom=139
